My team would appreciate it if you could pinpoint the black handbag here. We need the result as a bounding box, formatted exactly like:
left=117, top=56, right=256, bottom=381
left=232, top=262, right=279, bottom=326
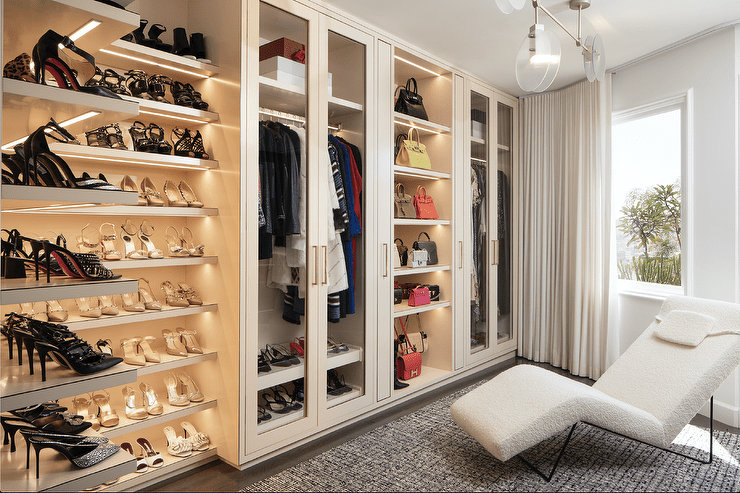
left=395, top=238, right=408, bottom=266
left=424, top=284, right=440, bottom=302
left=413, top=232, right=437, bottom=265
left=394, top=288, right=403, bottom=304
left=394, top=78, right=429, bottom=121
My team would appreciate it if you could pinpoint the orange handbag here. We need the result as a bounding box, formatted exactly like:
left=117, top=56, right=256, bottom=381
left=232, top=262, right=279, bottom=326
left=413, top=186, right=439, bottom=219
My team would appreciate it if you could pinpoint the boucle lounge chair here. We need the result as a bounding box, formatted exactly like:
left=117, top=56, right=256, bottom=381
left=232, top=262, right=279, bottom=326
left=451, top=295, right=740, bottom=480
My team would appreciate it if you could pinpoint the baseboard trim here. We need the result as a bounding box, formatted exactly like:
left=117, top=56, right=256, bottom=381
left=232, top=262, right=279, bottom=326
left=699, top=399, right=739, bottom=428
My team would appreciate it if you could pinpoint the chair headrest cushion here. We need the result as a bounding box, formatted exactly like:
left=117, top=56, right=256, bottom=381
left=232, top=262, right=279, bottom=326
left=654, top=310, right=716, bottom=347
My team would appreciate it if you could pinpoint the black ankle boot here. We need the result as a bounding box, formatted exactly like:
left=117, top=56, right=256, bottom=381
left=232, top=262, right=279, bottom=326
left=124, top=19, right=148, bottom=44
left=172, top=28, right=195, bottom=58
left=189, top=33, right=211, bottom=63
left=144, top=23, right=172, bottom=52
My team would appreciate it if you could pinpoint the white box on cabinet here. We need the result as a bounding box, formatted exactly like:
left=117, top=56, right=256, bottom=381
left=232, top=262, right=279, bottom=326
left=259, top=56, right=332, bottom=94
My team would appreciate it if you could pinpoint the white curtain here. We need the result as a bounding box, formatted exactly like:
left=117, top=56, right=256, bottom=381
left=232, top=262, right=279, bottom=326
left=517, top=75, right=613, bottom=380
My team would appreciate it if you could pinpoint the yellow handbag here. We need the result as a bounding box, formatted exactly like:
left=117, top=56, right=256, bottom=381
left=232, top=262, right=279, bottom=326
left=395, top=127, right=431, bottom=170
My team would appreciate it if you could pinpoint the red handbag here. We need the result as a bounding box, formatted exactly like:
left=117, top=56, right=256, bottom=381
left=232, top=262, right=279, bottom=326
left=407, top=285, right=431, bottom=306
left=395, top=318, right=422, bottom=380
left=413, top=186, right=439, bottom=220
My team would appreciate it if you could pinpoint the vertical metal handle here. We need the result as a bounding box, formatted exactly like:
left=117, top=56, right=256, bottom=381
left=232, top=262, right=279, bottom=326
left=459, top=241, right=463, bottom=269
left=492, top=240, right=500, bottom=266
left=313, top=246, right=319, bottom=285
left=383, top=243, right=389, bottom=277
left=323, top=246, right=328, bottom=285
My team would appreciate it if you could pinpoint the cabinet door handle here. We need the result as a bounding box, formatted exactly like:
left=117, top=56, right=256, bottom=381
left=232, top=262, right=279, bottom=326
left=313, top=246, right=319, bottom=285
left=459, top=241, right=463, bottom=269
left=323, top=246, right=328, bottom=285
left=383, top=243, right=389, bottom=277
left=492, top=240, right=500, bottom=266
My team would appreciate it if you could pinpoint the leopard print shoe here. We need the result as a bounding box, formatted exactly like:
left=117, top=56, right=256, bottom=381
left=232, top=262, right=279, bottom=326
left=3, top=53, right=35, bottom=82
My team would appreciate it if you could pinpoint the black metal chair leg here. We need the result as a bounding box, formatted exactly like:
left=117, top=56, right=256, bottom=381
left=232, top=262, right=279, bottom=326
left=518, top=423, right=577, bottom=482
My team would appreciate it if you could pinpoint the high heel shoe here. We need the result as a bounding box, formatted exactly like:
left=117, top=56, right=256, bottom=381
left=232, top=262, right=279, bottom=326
left=148, top=121, right=173, bottom=151
left=140, top=177, right=165, bottom=206
left=177, top=370, right=204, bottom=402
left=327, top=369, right=351, bottom=396
left=172, top=128, right=210, bottom=160
left=26, top=433, right=120, bottom=478
left=262, top=345, right=292, bottom=368
left=165, top=226, right=190, bottom=257
left=137, top=437, right=165, bottom=467
left=139, top=220, right=164, bottom=258
left=176, top=328, right=203, bottom=353
left=91, top=389, right=119, bottom=428
left=32, top=29, right=120, bottom=99
left=261, top=389, right=292, bottom=414
left=148, top=76, right=173, bottom=104
left=164, top=372, right=189, bottom=406
left=1, top=416, right=35, bottom=453
left=179, top=180, right=204, bottom=207
left=290, top=337, right=305, bottom=357
left=122, top=385, right=148, bottom=420
left=258, top=405, right=271, bottom=424
left=98, top=295, right=119, bottom=316
left=178, top=282, right=203, bottom=305
left=138, top=278, right=162, bottom=310
left=161, top=280, right=190, bottom=307
left=121, top=441, right=148, bottom=473
left=140, top=382, right=163, bottom=415
left=180, top=226, right=205, bottom=257
left=120, top=338, right=146, bottom=366
left=96, top=339, right=113, bottom=355
left=41, top=238, right=121, bottom=283
left=182, top=421, right=209, bottom=451
left=76, top=223, right=101, bottom=255
left=267, top=344, right=300, bottom=365
left=163, top=426, right=192, bottom=457
left=120, top=175, right=148, bottom=206
left=72, top=394, right=100, bottom=431
left=129, top=121, right=157, bottom=152
left=121, top=292, right=146, bottom=312
left=99, top=223, right=122, bottom=260
left=45, top=300, right=68, bottom=322
left=121, top=219, right=148, bottom=260
left=162, top=329, right=188, bottom=357
left=76, top=297, right=102, bottom=318
left=275, top=384, right=302, bottom=410
left=163, top=180, right=187, bottom=207
left=138, top=335, right=160, bottom=363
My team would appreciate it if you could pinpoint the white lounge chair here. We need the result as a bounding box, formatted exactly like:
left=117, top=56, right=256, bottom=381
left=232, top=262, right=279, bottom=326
left=451, top=295, right=740, bottom=480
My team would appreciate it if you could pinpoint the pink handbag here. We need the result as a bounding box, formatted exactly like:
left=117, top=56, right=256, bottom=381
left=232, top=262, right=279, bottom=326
left=407, top=285, right=431, bottom=306
left=413, top=186, right=439, bottom=220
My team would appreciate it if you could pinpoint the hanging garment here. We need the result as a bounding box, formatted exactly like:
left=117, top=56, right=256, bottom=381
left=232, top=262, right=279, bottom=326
left=498, top=170, right=511, bottom=316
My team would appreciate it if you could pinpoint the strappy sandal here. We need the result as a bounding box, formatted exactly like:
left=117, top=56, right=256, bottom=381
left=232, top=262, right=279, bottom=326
left=124, top=70, right=154, bottom=100
left=185, top=82, right=209, bottom=110
left=172, top=127, right=195, bottom=157
left=180, top=226, right=204, bottom=256
left=170, top=81, right=194, bottom=108
left=103, top=69, right=130, bottom=95
left=148, top=74, right=172, bottom=103
left=76, top=223, right=100, bottom=255
left=147, top=123, right=172, bottom=154
left=84, top=66, right=106, bottom=89
left=99, top=223, right=122, bottom=260
left=129, top=121, right=157, bottom=153
left=165, top=226, right=190, bottom=256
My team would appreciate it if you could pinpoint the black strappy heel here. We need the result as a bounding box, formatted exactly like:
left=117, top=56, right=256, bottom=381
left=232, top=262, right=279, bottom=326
left=148, top=74, right=173, bottom=103
left=129, top=121, right=157, bottom=152
left=148, top=123, right=172, bottom=154
left=26, top=433, right=119, bottom=479
left=124, top=70, right=155, bottom=100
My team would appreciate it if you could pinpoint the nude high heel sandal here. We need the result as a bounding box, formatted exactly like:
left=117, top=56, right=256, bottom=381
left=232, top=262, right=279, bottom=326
left=165, top=226, right=190, bottom=257
left=122, top=385, right=148, bottom=420
left=180, top=226, right=204, bottom=257
left=163, top=425, right=192, bottom=457
left=75, top=223, right=100, bottom=255
left=121, top=219, right=147, bottom=260
left=99, top=223, right=122, bottom=260
left=121, top=292, right=145, bottom=312
left=140, top=382, right=163, bottom=415
left=178, top=180, right=203, bottom=208
left=98, top=295, right=119, bottom=316
left=45, top=300, right=68, bottom=322
left=119, top=175, right=147, bottom=206
left=163, top=179, right=187, bottom=207
left=91, top=389, right=119, bottom=427
left=176, top=328, right=202, bottom=354
left=120, top=338, right=146, bottom=366
left=72, top=394, right=99, bottom=431
left=177, top=282, right=202, bottom=305
left=164, top=372, right=189, bottom=406
left=140, top=176, right=164, bottom=206
left=161, top=280, right=190, bottom=307
left=182, top=421, right=209, bottom=451
left=76, top=297, right=102, bottom=318
left=138, top=278, right=162, bottom=310
left=177, top=370, right=203, bottom=402
left=139, top=220, right=163, bottom=258
left=162, top=329, right=188, bottom=356
left=137, top=335, right=160, bottom=363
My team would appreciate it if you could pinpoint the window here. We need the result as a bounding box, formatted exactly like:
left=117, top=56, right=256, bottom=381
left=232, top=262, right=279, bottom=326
left=612, top=99, right=685, bottom=290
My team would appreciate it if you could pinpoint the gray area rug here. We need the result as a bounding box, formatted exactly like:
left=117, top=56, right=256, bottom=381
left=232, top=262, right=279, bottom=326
left=242, top=383, right=740, bottom=492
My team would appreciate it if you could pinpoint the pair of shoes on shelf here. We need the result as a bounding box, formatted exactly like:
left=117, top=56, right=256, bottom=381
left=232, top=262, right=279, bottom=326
left=73, top=296, right=119, bottom=318
left=84, top=122, right=128, bottom=149
left=171, top=81, right=209, bottom=110
left=120, top=218, right=163, bottom=258
left=0, top=403, right=92, bottom=454
left=161, top=280, right=203, bottom=306
left=262, top=344, right=300, bottom=368
left=3, top=52, right=35, bottom=82
left=163, top=371, right=204, bottom=406
left=120, top=437, right=164, bottom=472
left=171, top=27, right=211, bottom=63
left=75, top=223, right=123, bottom=260
left=72, top=393, right=100, bottom=431
left=327, top=335, right=349, bottom=353
left=119, top=175, right=148, bottom=206
left=290, top=336, right=305, bottom=357
left=262, top=385, right=302, bottom=414
left=257, top=405, right=271, bottom=424
left=327, top=369, right=352, bottom=396
left=120, top=336, right=160, bottom=366
left=45, top=300, right=68, bottom=322
left=124, top=70, right=172, bottom=103
left=85, top=68, right=130, bottom=96
left=21, top=428, right=119, bottom=479
left=172, top=127, right=209, bottom=159
left=129, top=121, right=172, bottom=153
left=122, top=382, right=163, bottom=419
left=163, top=180, right=204, bottom=207
left=163, top=421, right=209, bottom=457
left=162, top=327, right=203, bottom=356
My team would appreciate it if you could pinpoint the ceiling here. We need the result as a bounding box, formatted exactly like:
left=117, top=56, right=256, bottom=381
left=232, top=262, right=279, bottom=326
left=320, top=0, right=740, bottom=97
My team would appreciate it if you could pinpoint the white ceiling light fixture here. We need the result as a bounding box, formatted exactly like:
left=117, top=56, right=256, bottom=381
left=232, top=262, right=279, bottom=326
left=499, top=0, right=606, bottom=92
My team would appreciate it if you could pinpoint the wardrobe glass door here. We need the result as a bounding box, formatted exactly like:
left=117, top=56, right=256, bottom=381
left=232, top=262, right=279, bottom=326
left=496, top=101, right=514, bottom=345
left=325, top=28, right=368, bottom=408
left=257, top=0, right=311, bottom=432
left=470, top=90, right=491, bottom=354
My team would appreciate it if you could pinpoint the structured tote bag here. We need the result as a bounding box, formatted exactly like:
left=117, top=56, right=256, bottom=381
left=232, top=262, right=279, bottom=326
left=394, top=183, right=417, bottom=218
left=413, top=186, right=439, bottom=219
left=394, top=317, right=422, bottom=380
left=394, top=77, right=429, bottom=121
left=408, top=285, right=431, bottom=307
left=413, top=232, right=438, bottom=265
left=395, top=128, right=431, bottom=170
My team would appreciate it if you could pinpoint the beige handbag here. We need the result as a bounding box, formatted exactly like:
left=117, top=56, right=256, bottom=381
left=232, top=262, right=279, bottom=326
left=395, top=127, right=431, bottom=170
left=394, top=183, right=416, bottom=218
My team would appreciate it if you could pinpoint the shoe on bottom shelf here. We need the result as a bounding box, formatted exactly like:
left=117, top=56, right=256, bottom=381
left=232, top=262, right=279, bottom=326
left=163, top=425, right=192, bottom=457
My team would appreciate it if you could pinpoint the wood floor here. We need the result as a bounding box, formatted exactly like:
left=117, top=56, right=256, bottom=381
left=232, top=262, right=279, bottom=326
left=144, top=358, right=739, bottom=492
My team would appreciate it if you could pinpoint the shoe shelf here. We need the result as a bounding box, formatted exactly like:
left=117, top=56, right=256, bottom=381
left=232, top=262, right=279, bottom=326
left=327, top=344, right=363, bottom=369
left=61, top=303, right=218, bottom=332
left=9, top=204, right=219, bottom=216
left=0, top=435, right=135, bottom=493
left=392, top=366, right=451, bottom=397
left=1, top=356, right=137, bottom=412
left=257, top=407, right=303, bottom=434
left=393, top=265, right=451, bottom=276
left=393, top=218, right=450, bottom=226
left=393, top=299, right=451, bottom=318
left=98, top=398, right=217, bottom=440
left=257, top=346, right=362, bottom=391
left=471, top=135, right=486, bottom=146
left=102, top=256, right=218, bottom=270
left=120, top=95, right=220, bottom=124
left=49, top=143, right=220, bottom=171
left=0, top=277, right=138, bottom=305
left=259, top=76, right=363, bottom=119
left=393, top=112, right=451, bottom=134
left=393, top=165, right=451, bottom=181
left=100, top=441, right=217, bottom=492
left=96, top=39, right=220, bottom=83
left=2, top=79, right=139, bottom=146
left=1, top=185, right=139, bottom=209
left=326, top=385, right=362, bottom=409
left=132, top=349, right=217, bottom=378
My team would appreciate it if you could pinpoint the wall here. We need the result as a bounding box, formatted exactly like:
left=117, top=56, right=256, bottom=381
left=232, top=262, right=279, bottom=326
left=611, top=26, right=740, bottom=426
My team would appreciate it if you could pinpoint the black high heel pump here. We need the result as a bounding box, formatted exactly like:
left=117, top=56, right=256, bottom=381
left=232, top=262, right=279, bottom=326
left=19, top=429, right=108, bottom=470
left=26, top=433, right=120, bottom=478
left=32, top=30, right=120, bottom=99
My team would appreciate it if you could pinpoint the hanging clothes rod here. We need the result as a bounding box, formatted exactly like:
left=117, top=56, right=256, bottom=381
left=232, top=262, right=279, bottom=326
left=258, top=107, right=342, bottom=132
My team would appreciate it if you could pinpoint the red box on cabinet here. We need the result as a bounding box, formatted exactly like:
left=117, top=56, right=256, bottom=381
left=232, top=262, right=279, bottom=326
left=259, top=37, right=306, bottom=64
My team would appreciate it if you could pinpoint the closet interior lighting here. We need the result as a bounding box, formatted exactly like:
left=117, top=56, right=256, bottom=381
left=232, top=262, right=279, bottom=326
left=394, top=55, right=442, bottom=77
left=53, top=152, right=214, bottom=171
left=98, top=49, right=209, bottom=78
left=1, top=111, right=100, bottom=150
left=68, top=20, right=101, bottom=41
left=138, top=110, right=208, bottom=124
left=4, top=203, right=97, bottom=214
left=470, top=157, right=487, bottom=163
left=394, top=170, right=440, bottom=180
left=259, top=107, right=304, bottom=123
left=394, top=120, right=441, bottom=135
